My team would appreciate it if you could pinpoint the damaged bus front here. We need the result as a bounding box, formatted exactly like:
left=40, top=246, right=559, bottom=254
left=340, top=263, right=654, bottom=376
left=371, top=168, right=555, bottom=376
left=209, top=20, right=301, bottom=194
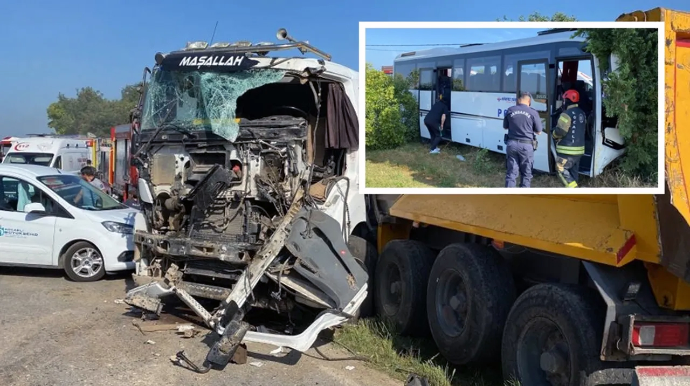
left=124, top=29, right=369, bottom=372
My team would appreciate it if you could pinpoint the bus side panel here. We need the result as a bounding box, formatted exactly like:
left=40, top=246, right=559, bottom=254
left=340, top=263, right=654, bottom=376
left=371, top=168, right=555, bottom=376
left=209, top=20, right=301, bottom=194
left=449, top=91, right=551, bottom=173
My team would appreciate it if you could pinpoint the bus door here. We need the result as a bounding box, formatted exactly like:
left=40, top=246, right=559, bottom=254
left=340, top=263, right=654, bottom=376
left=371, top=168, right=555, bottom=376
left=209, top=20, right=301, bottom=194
left=435, top=68, right=452, bottom=139
left=418, top=67, right=436, bottom=140
left=556, top=57, right=599, bottom=176
left=516, top=59, right=551, bottom=174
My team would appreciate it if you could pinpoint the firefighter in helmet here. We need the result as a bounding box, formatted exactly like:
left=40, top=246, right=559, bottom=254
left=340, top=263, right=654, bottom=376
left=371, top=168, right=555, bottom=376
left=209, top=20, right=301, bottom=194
left=552, top=89, right=586, bottom=188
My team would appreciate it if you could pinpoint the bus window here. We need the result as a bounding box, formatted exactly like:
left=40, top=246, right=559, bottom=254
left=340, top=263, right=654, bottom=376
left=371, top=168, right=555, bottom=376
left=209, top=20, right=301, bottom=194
left=466, top=56, right=501, bottom=92
left=419, top=69, right=434, bottom=90
left=518, top=62, right=548, bottom=111
left=395, top=63, right=416, bottom=86
left=452, top=59, right=465, bottom=91
left=503, top=51, right=551, bottom=93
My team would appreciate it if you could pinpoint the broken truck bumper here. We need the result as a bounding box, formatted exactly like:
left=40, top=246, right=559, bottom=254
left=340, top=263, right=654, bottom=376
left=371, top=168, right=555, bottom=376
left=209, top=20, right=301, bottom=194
left=123, top=195, right=369, bottom=371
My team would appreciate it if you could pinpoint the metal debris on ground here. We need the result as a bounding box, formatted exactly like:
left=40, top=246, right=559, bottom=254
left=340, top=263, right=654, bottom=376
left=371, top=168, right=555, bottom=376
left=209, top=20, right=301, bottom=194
left=232, top=343, right=248, bottom=365
left=145, top=340, right=156, bottom=345
left=113, top=299, right=125, bottom=304
left=345, top=366, right=355, bottom=371
left=249, top=361, right=264, bottom=368
left=269, top=347, right=285, bottom=356
left=456, top=155, right=466, bottom=161
left=181, top=328, right=199, bottom=338
left=177, top=325, right=195, bottom=332
left=132, top=320, right=195, bottom=333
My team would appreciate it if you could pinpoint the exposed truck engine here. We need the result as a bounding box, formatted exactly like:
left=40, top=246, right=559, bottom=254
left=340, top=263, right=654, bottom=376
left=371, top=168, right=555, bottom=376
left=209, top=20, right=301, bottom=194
left=123, top=29, right=372, bottom=372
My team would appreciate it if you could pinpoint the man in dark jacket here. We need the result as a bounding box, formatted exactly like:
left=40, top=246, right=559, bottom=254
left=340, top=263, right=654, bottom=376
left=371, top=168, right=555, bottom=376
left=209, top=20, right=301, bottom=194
left=552, top=89, right=586, bottom=188
left=424, top=95, right=449, bottom=154
left=503, top=92, right=543, bottom=187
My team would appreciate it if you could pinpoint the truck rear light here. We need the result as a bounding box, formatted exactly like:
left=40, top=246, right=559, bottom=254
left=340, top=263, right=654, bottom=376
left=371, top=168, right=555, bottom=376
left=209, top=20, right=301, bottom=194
left=632, top=323, right=690, bottom=347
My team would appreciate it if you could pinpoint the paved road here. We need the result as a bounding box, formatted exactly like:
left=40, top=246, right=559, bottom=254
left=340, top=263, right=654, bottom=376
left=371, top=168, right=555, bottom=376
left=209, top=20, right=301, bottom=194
left=0, top=267, right=399, bottom=386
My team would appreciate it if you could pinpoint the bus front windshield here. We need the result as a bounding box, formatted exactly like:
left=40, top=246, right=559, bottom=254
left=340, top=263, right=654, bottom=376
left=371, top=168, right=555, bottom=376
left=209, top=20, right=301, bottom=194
left=3, top=153, right=53, bottom=166
left=38, top=174, right=125, bottom=211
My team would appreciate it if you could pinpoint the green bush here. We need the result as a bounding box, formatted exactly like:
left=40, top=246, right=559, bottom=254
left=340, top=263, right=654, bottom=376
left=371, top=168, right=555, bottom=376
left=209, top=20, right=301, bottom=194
left=366, top=63, right=418, bottom=150
left=392, top=73, right=419, bottom=142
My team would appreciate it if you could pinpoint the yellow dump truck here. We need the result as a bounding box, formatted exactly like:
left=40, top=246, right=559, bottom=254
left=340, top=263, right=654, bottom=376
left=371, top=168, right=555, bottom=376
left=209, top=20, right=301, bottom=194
left=363, top=8, right=690, bottom=386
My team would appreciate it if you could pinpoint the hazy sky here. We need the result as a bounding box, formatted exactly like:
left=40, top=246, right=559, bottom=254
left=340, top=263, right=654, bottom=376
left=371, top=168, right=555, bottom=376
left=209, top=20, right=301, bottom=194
left=0, top=0, right=677, bottom=137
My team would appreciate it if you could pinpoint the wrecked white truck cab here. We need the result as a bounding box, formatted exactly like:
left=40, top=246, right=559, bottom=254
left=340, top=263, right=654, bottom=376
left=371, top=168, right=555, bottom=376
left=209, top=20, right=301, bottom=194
left=124, top=29, right=369, bottom=372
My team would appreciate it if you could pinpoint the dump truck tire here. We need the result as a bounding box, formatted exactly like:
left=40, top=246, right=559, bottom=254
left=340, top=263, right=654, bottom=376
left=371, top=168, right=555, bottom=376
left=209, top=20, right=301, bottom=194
left=426, top=243, right=516, bottom=365
left=347, top=235, right=378, bottom=319
left=502, top=283, right=604, bottom=386
left=375, top=239, right=434, bottom=336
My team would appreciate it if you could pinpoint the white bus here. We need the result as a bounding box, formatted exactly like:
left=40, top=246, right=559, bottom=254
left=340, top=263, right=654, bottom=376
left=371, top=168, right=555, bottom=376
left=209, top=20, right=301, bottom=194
left=393, top=28, right=625, bottom=177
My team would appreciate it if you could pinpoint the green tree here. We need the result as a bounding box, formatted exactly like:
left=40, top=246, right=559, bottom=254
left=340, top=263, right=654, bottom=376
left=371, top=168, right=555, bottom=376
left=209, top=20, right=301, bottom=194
left=575, top=28, right=658, bottom=178
left=47, top=83, right=142, bottom=137
left=497, top=11, right=577, bottom=21
left=366, top=63, right=408, bottom=150
left=499, top=12, right=656, bottom=180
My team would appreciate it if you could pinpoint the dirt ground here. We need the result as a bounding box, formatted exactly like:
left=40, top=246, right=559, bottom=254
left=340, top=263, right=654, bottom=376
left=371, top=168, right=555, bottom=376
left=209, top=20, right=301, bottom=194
left=0, top=267, right=400, bottom=386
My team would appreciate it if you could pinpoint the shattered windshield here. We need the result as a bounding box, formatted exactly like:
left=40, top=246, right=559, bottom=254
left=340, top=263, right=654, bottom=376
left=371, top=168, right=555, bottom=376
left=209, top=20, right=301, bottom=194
left=140, top=68, right=287, bottom=142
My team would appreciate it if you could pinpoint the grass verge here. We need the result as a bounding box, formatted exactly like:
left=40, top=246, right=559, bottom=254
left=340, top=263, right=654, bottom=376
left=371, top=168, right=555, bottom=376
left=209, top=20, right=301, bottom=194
left=365, top=142, right=656, bottom=189
left=333, top=318, right=506, bottom=386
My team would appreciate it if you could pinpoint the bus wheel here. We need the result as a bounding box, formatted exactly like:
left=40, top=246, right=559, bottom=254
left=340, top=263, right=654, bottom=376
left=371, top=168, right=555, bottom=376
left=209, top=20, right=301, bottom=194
left=501, top=284, right=604, bottom=386
left=374, top=239, right=434, bottom=336
left=347, top=235, right=378, bottom=320
left=427, top=243, right=515, bottom=365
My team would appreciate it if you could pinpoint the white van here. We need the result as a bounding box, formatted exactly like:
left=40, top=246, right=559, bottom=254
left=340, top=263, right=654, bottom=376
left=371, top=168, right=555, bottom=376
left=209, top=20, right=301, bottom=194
left=0, top=164, right=137, bottom=281
left=2, top=137, right=92, bottom=173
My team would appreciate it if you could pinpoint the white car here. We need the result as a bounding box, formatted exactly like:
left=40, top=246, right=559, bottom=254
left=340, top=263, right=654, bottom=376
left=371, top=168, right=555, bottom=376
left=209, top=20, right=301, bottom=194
left=0, top=164, right=137, bottom=282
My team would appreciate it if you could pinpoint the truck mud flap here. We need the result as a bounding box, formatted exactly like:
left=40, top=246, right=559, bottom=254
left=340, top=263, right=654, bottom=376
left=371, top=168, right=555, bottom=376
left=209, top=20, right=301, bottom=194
left=286, top=207, right=368, bottom=311
left=631, top=366, right=690, bottom=386
left=656, top=185, right=690, bottom=284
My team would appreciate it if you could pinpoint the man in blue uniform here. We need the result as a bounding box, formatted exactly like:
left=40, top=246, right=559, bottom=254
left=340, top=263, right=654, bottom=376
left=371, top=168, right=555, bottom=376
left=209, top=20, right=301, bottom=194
left=503, top=92, right=543, bottom=187
left=424, top=95, right=450, bottom=154
left=552, top=89, right=586, bottom=188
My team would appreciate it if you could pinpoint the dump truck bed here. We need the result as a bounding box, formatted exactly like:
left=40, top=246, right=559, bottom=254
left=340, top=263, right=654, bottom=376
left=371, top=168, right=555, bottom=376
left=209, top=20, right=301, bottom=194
left=386, top=193, right=690, bottom=311
left=390, top=195, right=653, bottom=267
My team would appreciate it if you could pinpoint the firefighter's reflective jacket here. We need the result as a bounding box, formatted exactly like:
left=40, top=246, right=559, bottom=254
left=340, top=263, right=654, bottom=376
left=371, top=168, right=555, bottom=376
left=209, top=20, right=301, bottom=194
left=552, top=104, right=586, bottom=155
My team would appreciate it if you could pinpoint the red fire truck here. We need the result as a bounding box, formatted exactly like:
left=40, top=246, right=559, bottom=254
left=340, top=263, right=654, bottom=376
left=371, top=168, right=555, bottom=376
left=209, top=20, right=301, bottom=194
left=109, top=124, right=138, bottom=202
left=0, top=136, right=19, bottom=161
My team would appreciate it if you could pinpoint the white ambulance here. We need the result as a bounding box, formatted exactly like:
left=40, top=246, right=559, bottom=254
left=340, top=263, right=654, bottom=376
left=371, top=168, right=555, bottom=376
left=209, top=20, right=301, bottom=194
left=2, top=137, right=93, bottom=173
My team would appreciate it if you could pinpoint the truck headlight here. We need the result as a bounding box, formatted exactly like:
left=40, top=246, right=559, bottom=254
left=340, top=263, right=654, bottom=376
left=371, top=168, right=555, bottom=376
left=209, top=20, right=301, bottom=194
left=102, top=221, right=134, bottom=234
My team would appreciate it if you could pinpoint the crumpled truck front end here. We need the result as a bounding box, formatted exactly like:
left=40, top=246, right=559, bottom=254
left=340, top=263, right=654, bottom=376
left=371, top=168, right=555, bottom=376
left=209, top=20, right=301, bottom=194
left=123, top=28, right=367, bottom=372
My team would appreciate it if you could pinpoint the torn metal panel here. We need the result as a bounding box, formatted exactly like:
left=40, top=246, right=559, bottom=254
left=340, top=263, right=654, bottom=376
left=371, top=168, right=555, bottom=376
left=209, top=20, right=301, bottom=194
left=286, top=208, right=368, bottom=310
